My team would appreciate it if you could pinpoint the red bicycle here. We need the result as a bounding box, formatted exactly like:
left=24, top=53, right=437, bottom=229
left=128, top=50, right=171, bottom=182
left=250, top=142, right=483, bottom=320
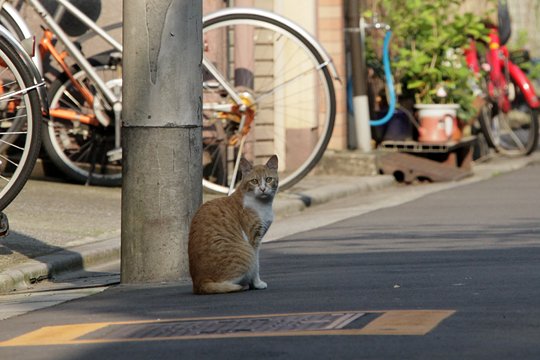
left=465, top=1, right=539, bottom=156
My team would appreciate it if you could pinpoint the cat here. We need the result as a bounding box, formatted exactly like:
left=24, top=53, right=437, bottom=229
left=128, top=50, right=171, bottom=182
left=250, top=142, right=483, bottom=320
left=188, top=155, right=279, bottom=295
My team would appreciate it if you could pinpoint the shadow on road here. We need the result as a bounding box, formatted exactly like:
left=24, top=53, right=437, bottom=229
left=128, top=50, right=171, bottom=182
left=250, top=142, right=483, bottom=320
left=0, top=230, right=117, bottom=289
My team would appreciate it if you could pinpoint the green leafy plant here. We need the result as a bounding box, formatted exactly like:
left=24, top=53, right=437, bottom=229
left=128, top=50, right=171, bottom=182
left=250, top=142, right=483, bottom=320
left=374, top=0, right=491, bottom=122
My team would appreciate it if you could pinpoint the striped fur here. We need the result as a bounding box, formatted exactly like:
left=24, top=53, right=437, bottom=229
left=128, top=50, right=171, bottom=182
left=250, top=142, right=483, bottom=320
left=188, top=156, right=279, bottom=295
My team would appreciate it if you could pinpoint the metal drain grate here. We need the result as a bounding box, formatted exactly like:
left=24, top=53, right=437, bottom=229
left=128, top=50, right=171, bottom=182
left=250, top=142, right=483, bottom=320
left=81, top=312, right=366, bottom=340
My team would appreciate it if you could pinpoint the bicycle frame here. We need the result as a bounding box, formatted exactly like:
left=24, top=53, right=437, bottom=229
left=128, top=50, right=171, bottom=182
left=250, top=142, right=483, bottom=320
left=39, top=29, right=99, bottom=127
left=465, top=27, right=540, bottom=112
left=0, top=0, right=123, bottom=151
left=3, top=2, right=340, bottom=127
left=202, top=8, right=339, bottom=193
left=2, top=3, right=340, bottom=190
left=30, top=0, right=121, bottom=110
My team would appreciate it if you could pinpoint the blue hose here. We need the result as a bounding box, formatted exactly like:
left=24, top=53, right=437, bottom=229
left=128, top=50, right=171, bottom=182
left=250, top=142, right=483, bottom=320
left=370, top=30, right=395, bottom=126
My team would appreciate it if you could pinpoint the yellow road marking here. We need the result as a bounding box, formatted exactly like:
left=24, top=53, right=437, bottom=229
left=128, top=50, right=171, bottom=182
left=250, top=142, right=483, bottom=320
left=0, top=310, right=455, bottom=347
left=357, top=310, right=455, bottom=335
left=0, top=322, right=112, bottom=347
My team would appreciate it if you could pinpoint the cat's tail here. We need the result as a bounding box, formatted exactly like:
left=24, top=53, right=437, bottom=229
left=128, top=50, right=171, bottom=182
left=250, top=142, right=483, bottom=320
left=193, top=280, right=246, bottom=295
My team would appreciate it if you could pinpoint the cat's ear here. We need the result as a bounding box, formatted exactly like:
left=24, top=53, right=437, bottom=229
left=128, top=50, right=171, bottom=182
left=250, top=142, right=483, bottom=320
left=266, top=155, right=278, bottom=170
left=239, top=157, right=253, bottom=175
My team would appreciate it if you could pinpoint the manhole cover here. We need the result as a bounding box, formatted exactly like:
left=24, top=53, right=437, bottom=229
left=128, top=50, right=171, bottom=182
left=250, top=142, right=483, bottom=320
left=80, top=312, right=366, bottom=340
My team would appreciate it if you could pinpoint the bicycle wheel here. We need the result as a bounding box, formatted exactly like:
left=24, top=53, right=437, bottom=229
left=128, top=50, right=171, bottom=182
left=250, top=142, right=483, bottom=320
left=42, top=53, right=122, bottom=186
left=202, top=9, right=336, bottom=193
left=0, top=36, right=42, bottom=210
left=479, top=81, right=539, bottom=156
left=0, top=8, right=25, bottom=41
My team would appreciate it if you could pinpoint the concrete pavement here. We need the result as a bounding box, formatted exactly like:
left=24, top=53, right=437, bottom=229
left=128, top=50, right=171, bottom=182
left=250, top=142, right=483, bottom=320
left=0, top=151, right=539, bottom=295
left=0, top=164, right=396, bottom=294
left=0, top=153, right=539, bottom=359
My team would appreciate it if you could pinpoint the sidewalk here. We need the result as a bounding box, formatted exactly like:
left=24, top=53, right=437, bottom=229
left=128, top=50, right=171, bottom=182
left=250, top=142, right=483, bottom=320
left=1, top=151, right=539, bottom=294
left=0, top=167, right=397, bottom=294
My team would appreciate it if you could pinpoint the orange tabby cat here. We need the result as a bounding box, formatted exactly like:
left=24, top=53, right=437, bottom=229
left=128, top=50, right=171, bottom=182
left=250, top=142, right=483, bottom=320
left=188, top=155, right=279, bottom=295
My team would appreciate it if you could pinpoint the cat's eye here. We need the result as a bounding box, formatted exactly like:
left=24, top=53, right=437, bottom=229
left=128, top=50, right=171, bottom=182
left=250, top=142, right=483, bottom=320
left=250, top=179, right=259, bottom=185
left=265, top=177, right=273, bottom=183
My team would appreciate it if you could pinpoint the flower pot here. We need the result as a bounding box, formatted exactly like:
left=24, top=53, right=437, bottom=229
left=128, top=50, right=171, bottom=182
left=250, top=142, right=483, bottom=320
left=415, top=103, right=461, bottom=143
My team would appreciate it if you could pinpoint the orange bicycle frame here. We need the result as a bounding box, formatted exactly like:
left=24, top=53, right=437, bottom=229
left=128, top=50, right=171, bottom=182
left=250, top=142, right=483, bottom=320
left=39, top=29, right=99, bottom=126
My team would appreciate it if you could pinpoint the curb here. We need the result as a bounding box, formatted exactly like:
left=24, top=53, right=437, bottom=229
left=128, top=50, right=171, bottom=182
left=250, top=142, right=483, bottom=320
left=0, top=174, right=396, bottom=294
left=0, top=237, right=120, bottom=294
left=2, top=151, right=539, bottom=294
left=273, top=175, right=396, bottom=217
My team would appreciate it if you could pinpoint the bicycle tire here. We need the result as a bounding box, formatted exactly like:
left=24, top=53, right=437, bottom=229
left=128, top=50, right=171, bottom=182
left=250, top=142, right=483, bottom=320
left=0, top=36, right=42, bottom=210
left=479, top=81, right=539, bottom=156
left=0, top=8, right=25, bottom=41
left=0, top=6, right=36, bottom=155
left=0, top=5, right=43, bottom=74
left=42, top=53, right=122, bottom=186
left=202, top=9, right=336, bottom=193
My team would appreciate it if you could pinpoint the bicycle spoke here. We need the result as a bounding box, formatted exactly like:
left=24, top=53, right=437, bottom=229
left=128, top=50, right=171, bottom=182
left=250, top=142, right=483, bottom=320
left=0, top=79, right=19, bottom=90
left=0, top=83, right=45, bottom=101
left=499, top=113, right=526, bottom=151
left=202, top=10, right=335, bottom=193
left=0, top=152, right=20, bottom=168
left=0, top=138, right=24, bottom=151
left=255, top=67, right=317, bottom=104
left=0, top=131, right=27, bottom=136
left=43, top=58, right=122, bottom=186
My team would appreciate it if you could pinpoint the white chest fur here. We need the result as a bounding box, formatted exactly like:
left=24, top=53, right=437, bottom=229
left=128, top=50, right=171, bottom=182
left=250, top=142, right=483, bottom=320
left=243, top=194, right=274, bottom=237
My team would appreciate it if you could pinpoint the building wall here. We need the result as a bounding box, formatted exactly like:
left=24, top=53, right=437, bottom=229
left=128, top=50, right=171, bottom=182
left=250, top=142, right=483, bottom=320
left=206, top=0, right=348, bottom=154
left=506, top=0, right=540, bottom=57
left=225, top=0, right=348, bottom=151
left=317, top=0, right=347, bottom=150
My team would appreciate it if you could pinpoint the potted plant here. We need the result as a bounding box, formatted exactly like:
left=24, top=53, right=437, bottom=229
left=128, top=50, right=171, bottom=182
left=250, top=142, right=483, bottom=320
left=374, top=0, right=491, bottom=142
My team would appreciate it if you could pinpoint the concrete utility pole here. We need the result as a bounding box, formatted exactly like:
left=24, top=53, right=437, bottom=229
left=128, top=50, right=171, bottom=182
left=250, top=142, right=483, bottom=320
left=121, top=0, right=202, bottom=284
left=346, top=0, right=372, bottom=152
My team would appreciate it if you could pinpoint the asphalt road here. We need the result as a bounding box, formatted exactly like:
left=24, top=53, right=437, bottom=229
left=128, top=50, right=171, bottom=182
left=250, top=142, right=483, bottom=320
left=0, top=164, right=539, bottom=359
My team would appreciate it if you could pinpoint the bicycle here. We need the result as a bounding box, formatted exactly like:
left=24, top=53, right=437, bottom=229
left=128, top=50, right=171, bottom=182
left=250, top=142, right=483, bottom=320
left=464, top=2, right=539, bottom=156
left=0, top=23, right=46, bottom=211
left=1, top=0, right=123, bottom=186
left=1, top=1, right=339, bottom=194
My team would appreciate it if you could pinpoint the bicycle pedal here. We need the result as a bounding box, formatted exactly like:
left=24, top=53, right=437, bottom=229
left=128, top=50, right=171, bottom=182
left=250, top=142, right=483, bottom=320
left=107, top=148, right=123, bottom=162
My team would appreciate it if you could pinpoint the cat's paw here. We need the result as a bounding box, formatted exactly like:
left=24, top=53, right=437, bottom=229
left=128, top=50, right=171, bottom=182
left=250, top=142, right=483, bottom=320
left=252, top=280, right=268, bottom=290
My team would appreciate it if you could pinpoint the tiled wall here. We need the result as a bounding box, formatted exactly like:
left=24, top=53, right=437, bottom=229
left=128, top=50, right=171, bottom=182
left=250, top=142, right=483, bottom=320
left=206, top=0, right=348, bottom=154
left=317, top=0, right=347, bottom=150
left=237, top=0, right=348, bottom=151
